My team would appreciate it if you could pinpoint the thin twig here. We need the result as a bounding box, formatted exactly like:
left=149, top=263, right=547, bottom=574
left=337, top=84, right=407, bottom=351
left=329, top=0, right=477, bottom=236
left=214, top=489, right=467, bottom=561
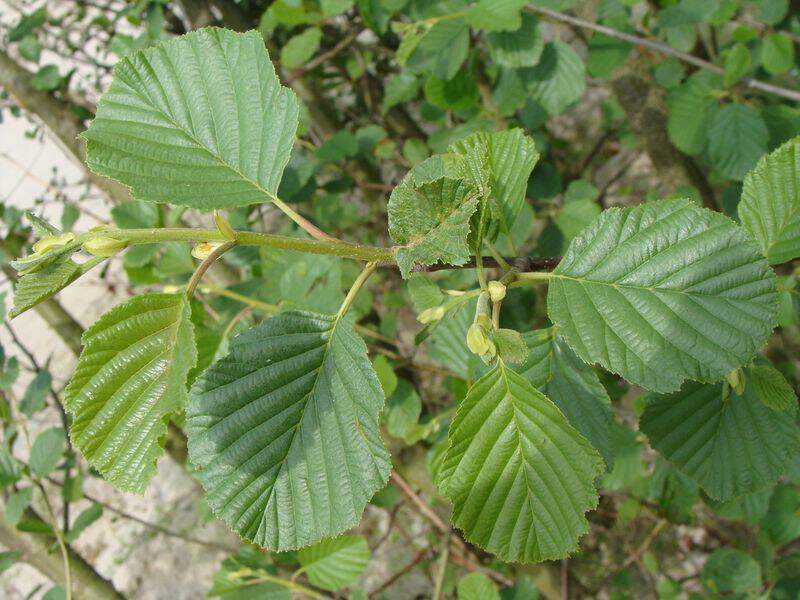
left=45, top=476, right=237, bottom=553
left=389, top=471, right=514, bottom=588
left=285, top=32, right=358, bottom=82
left=432, top=540, right=449, bottom=600
left=526, top=4, right=800, bottom=103
left=368, top=547, right=430, bottom=597
left=186, top=241, right=236, bottom=296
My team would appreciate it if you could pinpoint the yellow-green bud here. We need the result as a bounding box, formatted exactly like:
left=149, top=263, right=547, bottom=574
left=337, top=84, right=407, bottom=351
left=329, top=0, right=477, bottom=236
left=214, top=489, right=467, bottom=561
left=214, top=211, right=236, bottom=241
left=83, top=236, right=127, bottom=257
left=726, top=368, right=745, bottom=396
left=33, top=233, right=75, bottom=255
left=475, top=313, right=492, bottom=330
left=192, top=241, right=223, bottom=260
left=466, top=323, right=490, bottom=356
left=89, top=224, right=112, bottom=232
left=488, top=281, right=506, bottom=302
left=162, top=285, right=181, bottom=294
left=418, top=306, right=445, bottom=324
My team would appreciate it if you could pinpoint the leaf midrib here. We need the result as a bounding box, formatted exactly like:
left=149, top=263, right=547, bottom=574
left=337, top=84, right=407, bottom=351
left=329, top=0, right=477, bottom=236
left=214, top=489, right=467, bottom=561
left=115, top=51, right=282, bottom=204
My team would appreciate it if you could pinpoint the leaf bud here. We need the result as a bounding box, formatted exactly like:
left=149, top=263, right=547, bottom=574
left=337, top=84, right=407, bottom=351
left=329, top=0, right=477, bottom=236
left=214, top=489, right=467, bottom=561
left=33, top=233, right=75, bottom=255
left=192, top=241, right=224, bottom=260
left=418, top=305, right=445, bottom=324
left=214, top=211, right=236, bottom=241
left=466, top=322, right=490, bottom=356
left=83, top=236, right=128, bottom=257
left=488, top=280, right=506, bottom=302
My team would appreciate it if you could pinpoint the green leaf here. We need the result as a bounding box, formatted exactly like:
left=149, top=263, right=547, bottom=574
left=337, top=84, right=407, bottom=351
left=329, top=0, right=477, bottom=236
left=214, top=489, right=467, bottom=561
left=547, top=199, right=777, bottom=393
left=466, top=0, right=528, bottom=32
left=702, top=548, right=762, bottom=594
left=297, top=535, right=370, bottom=591
left=439, top=360, right=603, bottom=562
left=738, top=136, right=800, bottom=263
left=648, top=459, right=697, bottom=524
left=749, top=363, right=797, bottom=410
left=64, top=503, right=103, bottom=543
left=65, top=293, right=196, bottom=493
left=586, top=33, right=631, bottom=79
left=0, top=450, right=22, bottom=488
left=210, top=547, right=290, bottom=599
left=388, top=177, right=480, bottom=277
left=186, top=311, right=391, bottom=551
left=18, top=35, right=41, bottom=63
left=666, top=71, right=719, bottom=155
left=82, top=29, right=299, bottom=210
left=759, top=0, right=789, bottom=24
left=457, top=572, right=499, bottom=600
left=386, top=379, right=427, bottom=444
left=317, top=131, right=359, bottom=162
left=708, top=103, right=769, bottom=181
left=381, top=72, right=420, bottom=114
left=523, top=41, right=586, bottom=116
left=762, top=484, right=800, bottom=546
left=518, top=328, right=614, bottom=468
left=705, top=487, right=772, bottom=523
left=640, top=374, right=800, bottom=501
left=556, top=199, right=601, bottom=244
left=486, top=13, right=544, bottom=68
left=5, top=488, right=33, bottom=526
left=407, top=19, right=469, bottom=80
left=423, top=71, right=479, bottom=111
left=449, top=129, right=539, bottom=235
left=19, top=369, right=52, bottom=416
left=10, top=257, right=102, bottom=318
left=31, top=64, right=61, bottom=91
left=761, top=32, right=795, bottom=75
left=281, top=27, right=322, bottom=70
left=29, top=427, right=65, bottom=477
left=723, top=42, right=750, bottom=87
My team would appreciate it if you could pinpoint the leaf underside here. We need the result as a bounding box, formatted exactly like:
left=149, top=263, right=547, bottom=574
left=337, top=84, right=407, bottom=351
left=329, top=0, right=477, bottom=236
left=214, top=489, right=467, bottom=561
left=547, top=198, right=777, bottom=393
left=640, top=374, right=800, bottom=501
left=65, top=293, right=195, bottom=493
left=187, top=311, right=391, bottom=551
left=82, top=28, right=298, bottom=209
left=439, top=361, right=603, bottom=562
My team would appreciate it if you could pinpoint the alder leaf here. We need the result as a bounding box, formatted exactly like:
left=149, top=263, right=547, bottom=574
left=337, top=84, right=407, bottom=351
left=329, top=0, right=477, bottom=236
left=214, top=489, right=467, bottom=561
left=388, top=177, right=480, bottom=277
left=65, top=293, right=196, bottom=493
left=82, top=28, right=299, bottom=209
left=439, top=360, right=603, bottom=562
left=738, top=136, right=800, bottom=264
left=523, top=41, right=586, bottom=116
left=297, top=535, right=370, bottom=591
left=547, top=198, right=777, bottom=393
left=186, top=311, right=391, bottom=551
left=640, top=371, right=800, bottom=501
left=518, top=328, right=614, bottom=469
left=708, top=103, right=769, bottom=181
left=749, top=363, right=797, bottom=410
left=10, top=257, right=103, bottom=318
left=486, top=12, right=544, bottom=68
left=666, top=71, right=719, bottom=155
left=449, top=129, right=539, bottom=235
